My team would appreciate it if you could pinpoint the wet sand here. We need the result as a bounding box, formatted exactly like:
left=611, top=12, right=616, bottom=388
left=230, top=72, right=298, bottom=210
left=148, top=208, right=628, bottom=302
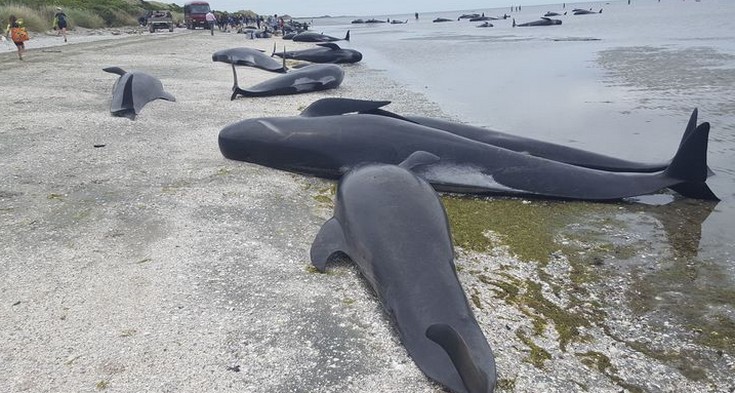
left=0, top=29, right=732, bottom=392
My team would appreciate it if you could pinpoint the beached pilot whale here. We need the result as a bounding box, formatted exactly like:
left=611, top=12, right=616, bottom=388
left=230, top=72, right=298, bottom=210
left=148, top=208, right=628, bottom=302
left=103, top=67, right=176, bottom=120
left=573, top=9, right=602, bottom=15
left=292, top=30, right=350, bottom=42
left=212, top=48, right=290, bottom=95
left=218, top=104, right=717, bottom=200
left=272, top=43, right=362, bottom=64
left=229, top=64, right=344, bottom=100
left=300, top=98, right=709, bottom=175
left=212, top=47, right=287, bottom=73
left=311, top=152, right=497, bottom=393
left=513, top=17, right=562, bottom=27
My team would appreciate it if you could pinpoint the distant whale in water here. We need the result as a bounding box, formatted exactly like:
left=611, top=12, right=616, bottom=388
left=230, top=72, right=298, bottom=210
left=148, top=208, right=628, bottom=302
left=103, top=66, right=175, bottom=120
left=292, top=30, right=350, bottom=42
left=311, top=152, right=497, bottom=393
left=513, top=17, right=562, bottom=27
left=229, top=64, right=344, bottom=100
left=573, top=8, right=602, bottom=15
left=433, top=17, right=453, bottom=23
left=272, top=43, right=362, bottom=64
left=218, top=99, right=717, bottom=201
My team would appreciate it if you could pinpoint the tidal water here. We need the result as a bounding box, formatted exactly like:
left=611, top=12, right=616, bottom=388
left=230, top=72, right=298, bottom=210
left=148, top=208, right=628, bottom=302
left=311, top=0, right=735, bottom=308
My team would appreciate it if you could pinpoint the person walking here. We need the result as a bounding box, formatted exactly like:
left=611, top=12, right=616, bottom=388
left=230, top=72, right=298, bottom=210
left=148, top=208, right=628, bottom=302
left=54, top=7, right=68, bottom=43
left=205, top=10, right=216, bottom=35
left=5, top=15, right=29, bottom=60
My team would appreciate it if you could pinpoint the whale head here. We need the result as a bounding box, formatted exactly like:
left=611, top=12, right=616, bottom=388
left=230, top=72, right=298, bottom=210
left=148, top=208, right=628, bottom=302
left=218, top=117, right=341, bottom=177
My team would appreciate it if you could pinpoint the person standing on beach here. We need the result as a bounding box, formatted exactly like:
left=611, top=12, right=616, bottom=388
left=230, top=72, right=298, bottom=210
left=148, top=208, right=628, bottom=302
left=205, top=10, right=216, bottom=35
left=5, top=15, right=29, bottom=60
left=54, top=7, right=68, bottom=43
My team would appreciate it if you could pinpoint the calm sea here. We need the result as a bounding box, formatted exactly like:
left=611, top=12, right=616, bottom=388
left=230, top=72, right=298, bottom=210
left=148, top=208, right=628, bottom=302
left=311, top=1, right=735, bottom=282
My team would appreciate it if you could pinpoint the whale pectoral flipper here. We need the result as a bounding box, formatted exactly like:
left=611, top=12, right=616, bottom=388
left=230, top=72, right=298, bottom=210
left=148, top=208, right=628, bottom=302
left=310, top=217, right=348, bottom=272
left=103, top=66, right=127, bottom=76
left=399, top=151, right=440, bottom=170
left=426, top=324, right=494, bottom=393
left=316, top=43, right=341, bottom=50
left=159, top=91, right=176, bottom=102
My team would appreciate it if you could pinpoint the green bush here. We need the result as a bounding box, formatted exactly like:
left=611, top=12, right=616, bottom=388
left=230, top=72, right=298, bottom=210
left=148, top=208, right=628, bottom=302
left=67, top=8, right=104, bottom=29
left=0, top=4, right=48, bottom=31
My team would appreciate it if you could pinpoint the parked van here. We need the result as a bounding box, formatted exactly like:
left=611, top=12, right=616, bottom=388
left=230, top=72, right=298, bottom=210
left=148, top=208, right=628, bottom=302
left=184, top=1, right=211, bottom=29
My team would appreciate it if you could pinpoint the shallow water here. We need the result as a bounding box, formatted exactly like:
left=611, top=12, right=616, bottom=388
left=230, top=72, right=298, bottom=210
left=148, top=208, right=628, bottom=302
left=309, top=0, right=735, bottom=338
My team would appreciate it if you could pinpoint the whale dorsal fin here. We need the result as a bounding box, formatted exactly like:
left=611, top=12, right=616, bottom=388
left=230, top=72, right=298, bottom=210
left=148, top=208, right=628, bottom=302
left=310, top=217, right=348, bottom=272
left=399, top=151, right=440, bottom=170
left=426, top=324, right=492, bottom=393
left=300, top=98, right=392, bottom=117
left=316, top=43, right=341, bottom=50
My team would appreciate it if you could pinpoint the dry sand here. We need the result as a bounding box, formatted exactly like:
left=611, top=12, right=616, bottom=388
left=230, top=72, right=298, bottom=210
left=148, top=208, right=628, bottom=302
left=1, top=28, right=732, bottom=392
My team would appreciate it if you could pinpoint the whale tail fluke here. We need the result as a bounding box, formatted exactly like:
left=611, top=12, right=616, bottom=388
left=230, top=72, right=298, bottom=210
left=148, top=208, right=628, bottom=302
left=426, top=324, right=494, bottom=393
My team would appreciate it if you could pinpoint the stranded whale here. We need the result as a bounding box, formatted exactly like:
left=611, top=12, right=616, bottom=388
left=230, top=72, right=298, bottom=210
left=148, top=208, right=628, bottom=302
left=229, top=64, right=344, bottom=100
left=513, top=17, right=562, bottom=27
left=218, top=108, right=717, bottom=200
left=292, top=30, right=350, bottom=42
left=103, top=67, right=176, bottom=120
left=300, top=98, right=704, bottom=174
left=272, top=43, right=362, bottom=64
left=311, top=152, right=496, bottom=393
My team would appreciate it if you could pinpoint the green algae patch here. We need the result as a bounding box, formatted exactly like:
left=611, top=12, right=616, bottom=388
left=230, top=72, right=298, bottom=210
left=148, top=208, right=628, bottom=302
left=442, top=196, right=607, bottom=263
left=496, top=377, right=517, bottom=391
left=479, top=273, right=600, bottom=351
left=516, top=329, right=552, bottom=368
left=577, top=351, right=614, bottom=374
left=576, top=350, right=645, bottom=392
left=313, top=184, right=336, bottom=208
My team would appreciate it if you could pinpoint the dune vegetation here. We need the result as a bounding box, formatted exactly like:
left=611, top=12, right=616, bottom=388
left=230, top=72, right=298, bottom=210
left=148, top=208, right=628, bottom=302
left=0, top=0, right=182, bottom=31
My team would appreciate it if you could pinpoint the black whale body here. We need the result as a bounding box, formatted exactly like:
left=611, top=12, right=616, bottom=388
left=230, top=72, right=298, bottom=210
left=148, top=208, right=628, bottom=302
left=218, top=111, right=716, bottom=200
left=292, top=30, right=350, bottom=42
left=230, top=64, right=344, bottom=99
left=311, top=155, right=496, bottom=393
left=273, top=43, right=362, bottom=64
left=513, top=17, right=562, bottom=26
left=211, top=47, right=286, bottom=73
left=103, top=67, right=175, bottom=119
left=299, top=98, right=709, bottom=175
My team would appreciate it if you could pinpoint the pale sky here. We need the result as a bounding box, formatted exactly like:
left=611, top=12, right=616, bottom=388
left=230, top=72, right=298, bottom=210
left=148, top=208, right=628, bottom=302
left=183, top=0, right=552, bottom=17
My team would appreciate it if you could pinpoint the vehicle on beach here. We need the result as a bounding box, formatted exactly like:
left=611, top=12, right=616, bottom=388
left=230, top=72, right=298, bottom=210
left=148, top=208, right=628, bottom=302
left=147, top=10, right=174, bottom=33
left=184, top=1, right=211, bottom=29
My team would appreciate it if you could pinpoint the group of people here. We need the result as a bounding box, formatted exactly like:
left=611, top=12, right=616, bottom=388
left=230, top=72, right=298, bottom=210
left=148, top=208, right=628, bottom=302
left=3, top=7, right=68, bottom=60
left=204, top=11, right=294, bottom=36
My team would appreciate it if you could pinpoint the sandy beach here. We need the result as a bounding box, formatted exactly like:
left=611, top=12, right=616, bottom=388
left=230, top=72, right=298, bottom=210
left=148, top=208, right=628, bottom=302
left=1, top=28, right=732, bottom=393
